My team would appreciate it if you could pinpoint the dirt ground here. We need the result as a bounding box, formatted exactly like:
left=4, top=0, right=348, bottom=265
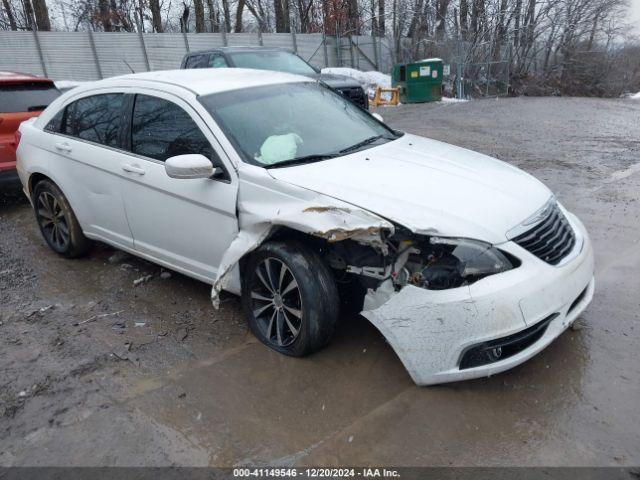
left=1, top=96, right=639, bottom=467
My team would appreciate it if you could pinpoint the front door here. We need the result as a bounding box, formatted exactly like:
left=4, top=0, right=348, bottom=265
left=119, top=92, right=238, bottom=283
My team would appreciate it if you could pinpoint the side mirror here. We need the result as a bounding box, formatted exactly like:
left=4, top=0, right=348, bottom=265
left=165, top=154, right=214, bottom=179
left=372, top=112, right=384, bottom=123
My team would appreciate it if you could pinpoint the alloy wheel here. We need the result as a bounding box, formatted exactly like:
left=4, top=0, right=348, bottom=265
left=250, top=257, right=303, bottom=347
left=36, top=191, right=70, bottom=250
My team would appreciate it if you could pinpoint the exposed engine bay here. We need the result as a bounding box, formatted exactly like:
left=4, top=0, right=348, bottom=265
left=324, top=225, right=520, bottom=294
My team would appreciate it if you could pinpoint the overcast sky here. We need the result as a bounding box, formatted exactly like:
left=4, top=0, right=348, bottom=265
left=630, top=0, right=640, bottom=34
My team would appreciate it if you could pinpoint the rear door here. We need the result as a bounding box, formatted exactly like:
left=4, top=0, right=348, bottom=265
left=0, top=81, right=60, bottom=170
left=41, top=92, right=134, bottom=249
left=118, top=91, right=238, bottom=282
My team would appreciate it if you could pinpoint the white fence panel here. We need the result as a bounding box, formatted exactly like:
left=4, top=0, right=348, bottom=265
left=186, top=33, right=225, bottom=52
left=93, top=32, right=149, bottom=77
left=226, top=33, right=259, bottom=47
left=144, top=33, right=188, bottom=71
left=37, top=31, right=99, bottom=81
left=0, top=31, right=44, bottom=76
left=0, top=32, right=395, bottom=80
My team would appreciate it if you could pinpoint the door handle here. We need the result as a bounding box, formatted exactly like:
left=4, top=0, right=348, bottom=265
left=55, top=142, right=72, bottom=152
left=122, top=164, right=145, bottom=175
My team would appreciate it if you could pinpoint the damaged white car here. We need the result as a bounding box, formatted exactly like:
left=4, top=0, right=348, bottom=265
left=16, top=69, right=594, bottom=386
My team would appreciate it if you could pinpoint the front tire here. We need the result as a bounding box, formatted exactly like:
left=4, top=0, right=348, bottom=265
left=32, top=179, right=91, bottom=258
left=241, top=241, right=339, bottom=357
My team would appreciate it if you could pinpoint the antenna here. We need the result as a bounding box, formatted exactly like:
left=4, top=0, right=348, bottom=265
left=122, top=59, right=135, bottom=74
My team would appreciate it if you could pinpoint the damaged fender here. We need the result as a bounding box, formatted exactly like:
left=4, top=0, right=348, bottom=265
left=210, top=167, right=394, bottom=307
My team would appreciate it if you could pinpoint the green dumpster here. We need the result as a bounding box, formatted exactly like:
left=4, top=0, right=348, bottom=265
left=392, top=58, right=443, bottom=103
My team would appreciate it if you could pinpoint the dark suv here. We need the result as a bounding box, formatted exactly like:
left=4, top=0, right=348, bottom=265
left=180, top=47, right=368, bottom=109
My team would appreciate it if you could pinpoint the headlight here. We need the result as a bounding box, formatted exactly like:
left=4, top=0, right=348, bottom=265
left=417, top=237, right=519, bottom=290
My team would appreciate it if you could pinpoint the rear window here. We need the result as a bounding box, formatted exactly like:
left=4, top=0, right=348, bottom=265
left=0, top=82, right=60, bottom=113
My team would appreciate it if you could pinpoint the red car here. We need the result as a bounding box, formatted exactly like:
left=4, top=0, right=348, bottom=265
left=0, top=72, right=60, bottom=189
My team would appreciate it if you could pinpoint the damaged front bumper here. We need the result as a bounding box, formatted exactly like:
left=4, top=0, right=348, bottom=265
left=361, top=212, right=595, bottom=386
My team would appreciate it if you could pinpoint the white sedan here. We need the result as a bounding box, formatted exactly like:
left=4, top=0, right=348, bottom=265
left=16, top=69, right=594, bottom=385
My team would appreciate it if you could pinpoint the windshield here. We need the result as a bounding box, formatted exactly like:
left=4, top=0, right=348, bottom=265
left=0, top=82, right=60, bottom=113
left=228, top=51, right=316, bottom=76
left=199, top=82, right=399, bottom=168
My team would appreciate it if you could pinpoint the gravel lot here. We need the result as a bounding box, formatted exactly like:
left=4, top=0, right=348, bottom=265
left=1, top=96, right=639, bottom=467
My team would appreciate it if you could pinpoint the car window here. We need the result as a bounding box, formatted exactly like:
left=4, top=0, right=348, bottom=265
left=44, top=108, right=65, bottom=133
left=185, top=54, right=206, bottom=69
left=227, top=51, right=315, bottom=75
left=0, top=82, right=60, bottom=113
left=66, top=94, right=124, bottom=147
left=131, top=94, right=216, bottom=163
left=208, top=54, right=228, bottom=68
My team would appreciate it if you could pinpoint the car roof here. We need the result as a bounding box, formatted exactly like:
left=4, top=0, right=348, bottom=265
left=187, top=46, right=292, bottom=56
left=86, top=68, right=312, bottom=96
left=0, top=71, right=54, bottom=84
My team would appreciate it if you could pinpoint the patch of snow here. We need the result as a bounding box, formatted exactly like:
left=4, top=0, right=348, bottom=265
left=321, top=67, right=391, bottom=96
left=438, top=97, right=469, bottom=104
left=630, top=92, right=640, bottom=99
left=55, top=80, right=89, bottom=90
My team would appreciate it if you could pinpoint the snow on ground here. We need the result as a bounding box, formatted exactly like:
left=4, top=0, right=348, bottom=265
left=322, top=67, right=467, bottom=104
left=630, top=92, right=640, bottom=99
left=438, top=96, right=469, bottom=104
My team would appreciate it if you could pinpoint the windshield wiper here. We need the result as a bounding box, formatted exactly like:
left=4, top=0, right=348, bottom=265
left=264, top=153, right=340, bottom=169
left=339, top=135, right=386, bottom=154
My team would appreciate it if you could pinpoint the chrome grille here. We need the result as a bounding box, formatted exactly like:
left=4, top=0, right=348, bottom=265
left=513, top=203, right=576, bottom=265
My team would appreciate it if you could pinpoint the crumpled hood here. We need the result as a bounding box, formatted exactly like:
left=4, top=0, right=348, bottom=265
left=267, top=134, right=551, bottom=244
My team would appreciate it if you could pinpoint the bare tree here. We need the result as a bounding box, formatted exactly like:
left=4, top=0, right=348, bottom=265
left=194, top=0, right=205, bottom=31
left=2, top=0, right=18, bottom=29
left=149, top=0, right=163, bottom=31
left=274, top=0, right=289, bottom=32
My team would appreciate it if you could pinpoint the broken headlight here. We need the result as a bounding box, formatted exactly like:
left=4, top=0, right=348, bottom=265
left=413, top=237, right=518, bottom=290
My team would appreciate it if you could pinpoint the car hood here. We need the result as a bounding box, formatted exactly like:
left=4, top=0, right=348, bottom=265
left=267, top=134, right=552, bottom=244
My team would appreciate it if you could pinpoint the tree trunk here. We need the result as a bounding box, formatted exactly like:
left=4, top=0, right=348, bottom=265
left=180, top=2, right=189, bottom=32
left=205, top=0, right=217, bottom=31
left=194, top=0, right=205, bottom=32
left=23, top=0, right=35, bottom=30
left=435, top=0, right=450, bottom=39
left=377, top=0, right=385, bottom=36
left=459, top=0, right=468, bottom=39
left=149, top=0, right=163, bottom=32
left=234, top=0, right=244, bottom=32
left=244, top=0, right=266, bottom=30
left=31, top=0, right=50, bottom=29
left=407, top=0, right=423, bottom=39
left=471, top=0, right=482, bottom=39
left=221, top=0, right=231, bottom=31
left=513, top=0, right=521, bottom=49
left=274, top=0, right=290, bottom=32
left=346, top=0, right=359, bottom=34
left=2, top=0, right=18, bottom=30
left=492, top=0, right=508, bottom=61
left=98, top=0, right=112, bottom=31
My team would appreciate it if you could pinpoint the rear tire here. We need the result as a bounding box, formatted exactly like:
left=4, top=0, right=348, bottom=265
left=32, top=179, right=91, bottom=258
left=241, top=240, right=339, bottom=357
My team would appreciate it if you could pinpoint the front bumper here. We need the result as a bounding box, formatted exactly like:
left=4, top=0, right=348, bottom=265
left=361, top=212, right=595, bottom=386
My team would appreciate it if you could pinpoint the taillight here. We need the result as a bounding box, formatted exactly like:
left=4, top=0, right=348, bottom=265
left=14, top=130, right=22, bottom=149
